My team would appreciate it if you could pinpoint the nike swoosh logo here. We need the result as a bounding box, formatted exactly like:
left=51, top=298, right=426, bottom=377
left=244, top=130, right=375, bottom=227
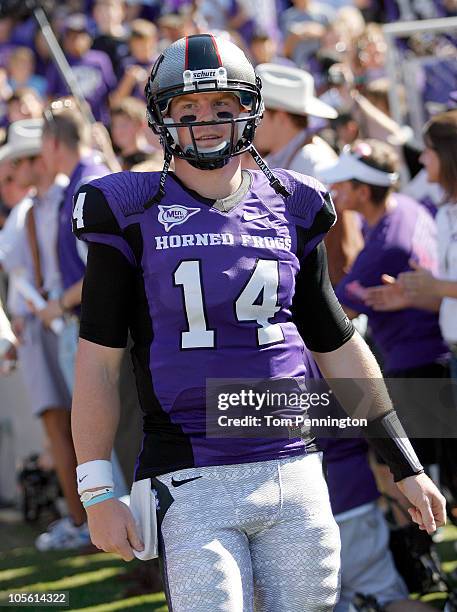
left=78, top=475, right=88, bottom=483
left=243, top=211, right=269, bottom=222
left=171, top=476, right=203, bottom=488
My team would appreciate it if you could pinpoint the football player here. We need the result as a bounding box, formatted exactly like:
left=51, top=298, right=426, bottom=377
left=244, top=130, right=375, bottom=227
left=71, top=34, right=446, bottom=612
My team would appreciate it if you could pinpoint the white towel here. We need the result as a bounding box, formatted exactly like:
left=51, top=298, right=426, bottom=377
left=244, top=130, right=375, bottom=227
left=128, top=478, right=158, bottom=560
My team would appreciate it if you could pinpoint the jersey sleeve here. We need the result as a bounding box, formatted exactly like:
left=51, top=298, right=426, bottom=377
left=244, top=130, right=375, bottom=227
left=279, top=170, right=337, bottom=260
left=291, top=242, right=355, bottom=352
left=79, top=242, right=133, bottom=348
left=72, top=183, right=137, bottom=267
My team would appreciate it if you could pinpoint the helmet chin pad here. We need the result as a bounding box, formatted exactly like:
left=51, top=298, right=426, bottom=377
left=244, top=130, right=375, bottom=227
left=187, top=155, right=230, bottom=170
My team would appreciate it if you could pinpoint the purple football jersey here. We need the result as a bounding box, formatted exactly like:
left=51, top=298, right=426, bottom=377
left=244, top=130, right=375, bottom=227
left=75, top=169, right=336, bottom=478
left=336, top=194, right=448, bottom=373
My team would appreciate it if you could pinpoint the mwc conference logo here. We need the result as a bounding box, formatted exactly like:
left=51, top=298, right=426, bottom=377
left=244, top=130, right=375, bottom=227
left=157, top=205, right=200, bottom=232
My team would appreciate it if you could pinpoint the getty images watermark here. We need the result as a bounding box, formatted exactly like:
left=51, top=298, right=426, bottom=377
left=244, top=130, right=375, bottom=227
left=206, top=376, right=457, bottom=439
left=210, top=381, right=368, bottom=437
left=216, top=388, right=366, bottom=430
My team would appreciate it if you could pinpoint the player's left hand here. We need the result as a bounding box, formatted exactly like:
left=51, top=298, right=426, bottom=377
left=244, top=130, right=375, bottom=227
left=396, top=472, right=446, bottom=534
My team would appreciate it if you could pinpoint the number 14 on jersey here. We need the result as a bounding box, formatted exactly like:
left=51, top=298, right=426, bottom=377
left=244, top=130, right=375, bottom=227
left=174, top=259, right=285, bottom=349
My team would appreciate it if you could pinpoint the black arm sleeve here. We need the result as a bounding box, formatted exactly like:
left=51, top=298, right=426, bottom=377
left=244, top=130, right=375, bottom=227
left=79, top=242, right=135, bottom=348
left=291, top=241, right=355, bottom=352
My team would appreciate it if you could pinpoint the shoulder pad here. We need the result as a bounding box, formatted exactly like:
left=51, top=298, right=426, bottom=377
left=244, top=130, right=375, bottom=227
left=72, top=184, right=122, bottom=238
left=301, top=189, right=337, bottom=242
left=281, top=169, right=336, bottom=232
left=89, top=171, right=161, bottom=217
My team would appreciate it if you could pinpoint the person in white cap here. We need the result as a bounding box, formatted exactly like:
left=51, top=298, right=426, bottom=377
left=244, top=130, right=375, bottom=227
left=321, top=139, right=448, bottom=381
left=0, top=123, right=38, bottom=325
left=0, top=119, right=93, bottom=551
left=254, top=63, right=338, bottom=178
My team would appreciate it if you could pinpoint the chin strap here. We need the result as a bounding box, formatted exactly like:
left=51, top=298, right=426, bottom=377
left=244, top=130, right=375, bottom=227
left=144, top=144, right=291, bottom=208
left=249, top=145, right=291, bottom=198
left=144, top=149, right=173, bottom=209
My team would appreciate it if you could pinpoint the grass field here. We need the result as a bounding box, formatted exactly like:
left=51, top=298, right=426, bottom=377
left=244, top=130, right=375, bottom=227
left=0, top=511, right=167, bottom=611
left=0, top=509, right=455, bottom=611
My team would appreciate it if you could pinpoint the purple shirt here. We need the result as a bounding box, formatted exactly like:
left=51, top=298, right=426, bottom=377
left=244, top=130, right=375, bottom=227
left=10, top=18, right=37, bottom=47
left=46, top=50, right=117, bottom=125
left=76, top=169, right=335, bottom=477
left=336, top=194, right=448, bottom=372
left=422, top=59, right=457, bottom=111
left=320, top=438, right=379, bottom=515
left=58, top=157, right=109, bottom=291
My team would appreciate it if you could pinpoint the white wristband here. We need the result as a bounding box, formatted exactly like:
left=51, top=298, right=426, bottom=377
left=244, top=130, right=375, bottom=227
left=76, top=460, right=114, bottom=494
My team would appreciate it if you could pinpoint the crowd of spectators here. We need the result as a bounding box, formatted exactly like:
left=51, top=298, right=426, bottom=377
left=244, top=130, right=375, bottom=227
left=0, top=0, right=456, bottom=609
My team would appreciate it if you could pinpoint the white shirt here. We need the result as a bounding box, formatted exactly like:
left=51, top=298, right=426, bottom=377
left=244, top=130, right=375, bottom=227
left=0, top=196, right=33, bottom=269
left=30, top=174, right=69, bottom=297
left=402, top=168, right=444, bottom=208
left=266, top=130, right=337, bottom=179
left=0, top=196, right=34, bottom=317
left=436, top=203, right=457, bottom=344
left=0, top=176, right=69, bottom=316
